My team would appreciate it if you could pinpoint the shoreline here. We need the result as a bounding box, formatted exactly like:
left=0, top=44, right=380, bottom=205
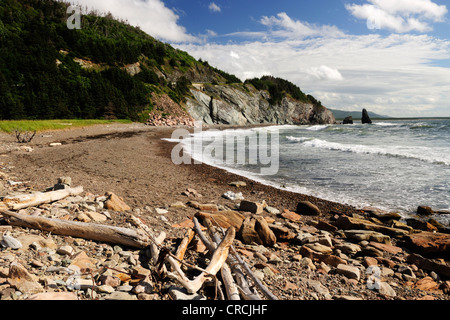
left=1, top=122, right=449, bottom=301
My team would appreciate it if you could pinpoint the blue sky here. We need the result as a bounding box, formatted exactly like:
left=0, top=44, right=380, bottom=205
left=67, top=0, right=450, bottom=117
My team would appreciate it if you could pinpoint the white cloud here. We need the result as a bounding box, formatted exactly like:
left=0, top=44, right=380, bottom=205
left=260, top=12, right=344, bottom=39
left=208, top=3, right=221, bottom=13
left=63, top=0, right=197, bottom=43
left=346, top=0, right=448, bottom=33
left=307, top=66, right=344, bottom=81
left=177, top=13, right=450, bottom=117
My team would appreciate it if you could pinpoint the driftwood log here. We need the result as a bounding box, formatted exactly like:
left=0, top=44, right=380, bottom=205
left=1, top=186, right=84, bottom=210
left=0, top=209, right=149, bottom=249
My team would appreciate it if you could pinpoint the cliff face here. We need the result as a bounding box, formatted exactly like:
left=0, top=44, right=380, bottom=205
left=185, top=83, right=336, bottom=126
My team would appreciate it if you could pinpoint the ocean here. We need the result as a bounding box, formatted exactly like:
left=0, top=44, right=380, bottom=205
left=169, top=119, right=450, bottom=225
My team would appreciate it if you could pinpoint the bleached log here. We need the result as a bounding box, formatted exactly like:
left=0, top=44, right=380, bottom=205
left=0, top=209, right=149, bottom=249
left=174, top=229, right=195, bottom=266
left=166, top=226, right=235, bottom=294
left=1, top=186, right=84, bottom=210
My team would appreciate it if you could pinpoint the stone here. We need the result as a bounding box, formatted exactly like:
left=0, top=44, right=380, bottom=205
left=0, top=235, right=22, bottom=250
left=368, top=241, right=403, bottom=255
left=316, top=219, right=338, bottom=233
left=378, top=282, right=396, bottom=297
left=68, top=251, right=96, bottom=273
left=344, top=230, right=391, bottom=244
left=363, top=257, right=378, bottom=267
left=228, top=181, right=246, bottom=187
left=406, top=218, right=437, bottom=232
left=222, top=191, right=244, bottom=201
left=238, top=217, right=262, bottom=245
left=104, top=192, right=131, bottom=212
left=104, top=291, right=138, bottom=300
left=239, top=200, right=264, bottom=214
left=86, top=211, right=107, bottom=222
left=269, top=224, right=296, bottom=241
left=303, top=243, right=333, bottom=255
left=361, top=108, right=372, bottom=124
left=7, top=262, right=44, bottom=295
left=406, top=253, right=450, bottom=278
left=155, top=208, right=168, bottom=214
left=334, top=242, right=361, bottom=255
left=336, top=264, right=360, bottom=281
left=96, top=285, right=115, bottom=294
left=417, top=206, right=434, bottom=216
left=170, top=201, right=187, bottom=209
left=280, top=209, right=301, bottom=222
left=403, top=232, right=450, bottom=255
left=57, top=245, right=74, bottom=256
left=265, top=206, right=280, bottom=215
left=343, top=116, right=353, bottom=124
left=335, top=216, right=408, bottom=237
left=414, top=276, right=439, bottom=291
left=27, top=292, right=79, bottom=300
left=254, top=216, right=277, bottom=247
left=296, top=201, right=321, bottom=216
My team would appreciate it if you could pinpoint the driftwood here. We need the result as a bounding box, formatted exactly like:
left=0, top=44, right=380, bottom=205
left=1, top=186, right=84, bottom=210
left=166, top=227, right=235, bottom=294
left=0, top=209, right=149, bottom=249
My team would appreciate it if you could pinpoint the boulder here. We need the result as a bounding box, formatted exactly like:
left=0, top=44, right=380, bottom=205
left=195, top=210, right=245, bottom=230
left=361, top=108, right=372, bottom=124
left=254, top=216, right=277, bottom=247
left=238, top=217, right=262, bottom=245
left=343, top=116, right=353, bottom=124
left=239, top=200, right=264, bottom=214
left=296, top=201, right=321, bottom=216
left=406, top=253, right=450, bottom=278
left=417, top=206, right=434, bottom=216
left=335, top=216, right=408, bottom=237
left=402, top=232, right=450, bottom=256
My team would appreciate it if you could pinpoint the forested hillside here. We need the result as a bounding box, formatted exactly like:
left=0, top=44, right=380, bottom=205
left=0, top=0, right=326, bottom=122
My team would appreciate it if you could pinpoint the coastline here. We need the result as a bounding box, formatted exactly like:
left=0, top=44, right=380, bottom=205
left=1, top=122, right=449, bottom=301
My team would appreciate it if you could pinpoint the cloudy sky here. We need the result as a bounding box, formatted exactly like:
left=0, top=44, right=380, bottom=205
left=66, top=0, right=450, bottom=117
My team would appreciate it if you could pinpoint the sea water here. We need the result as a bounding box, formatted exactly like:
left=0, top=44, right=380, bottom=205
left=173, top=119, right=450, bottom=224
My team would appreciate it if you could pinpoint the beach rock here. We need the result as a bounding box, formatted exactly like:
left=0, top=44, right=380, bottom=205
left=7, top=262, right=44, bottom=295
left=417, top=206, right=434, bottom=216
left=0, top=235, right=22, bottom=250
left=403, top=232, right=450, bottom=256
left=361, top=109, right=372, bottom=124
left=104, top=192, right=131, bottom=212
left=296, top=201, right=321, bottom=216
left=269, top=224, right=296, bottom=241
left=228, top=181, right=246, bottom=187
left=27, top=292, right=79, bottom=300
left=363, top=207, right=401, bottom=221
left=344, top=230, right=391, bottom=244
left=414, top=276, right=439, bottom=291
left=336, top=264, right=360, bottom=281
left=222, top=191, right=244, bottom=201
left=343, top=116, right=353, bottom=124
left=239, top=217, right=262, bottom=245
left=406, top=253, right=450, bottom=278
left=378, top=282, right=396, bottom=297
left=303, top=243, right=333, bottom=255
left=195, top=210, right=245, bottom=230
left=239, top=200, right=264, bottom=214
left=406, top=218, right=437, bottom=232
left=254, top=216, right=277, bottom=247
left=334, top=242, right=361, bottom=255
left=335, top=216, right=408, bottom=237
left=281, top=209, right=302, bottom=222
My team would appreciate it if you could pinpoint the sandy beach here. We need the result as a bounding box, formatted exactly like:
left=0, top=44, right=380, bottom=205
left=1, top=122, right=449, bottom=301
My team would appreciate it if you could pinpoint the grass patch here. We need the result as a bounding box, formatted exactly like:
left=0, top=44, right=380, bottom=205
left=0, top=119, right=132, bottom=133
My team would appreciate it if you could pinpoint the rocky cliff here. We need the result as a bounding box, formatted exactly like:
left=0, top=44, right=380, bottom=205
left=185, top=83, right=336, bottom=126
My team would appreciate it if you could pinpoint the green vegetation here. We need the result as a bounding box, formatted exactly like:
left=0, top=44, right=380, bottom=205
left=0, top=119, right=131, bottom=133
left=245, top=76, right=318, bottom=106
left=0, top=0, right=198, bottom=121
left=0, top=0, right=325, bottom=122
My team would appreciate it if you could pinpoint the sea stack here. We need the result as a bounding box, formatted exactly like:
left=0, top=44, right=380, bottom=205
left=362, top=109, right=372, bottom=124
